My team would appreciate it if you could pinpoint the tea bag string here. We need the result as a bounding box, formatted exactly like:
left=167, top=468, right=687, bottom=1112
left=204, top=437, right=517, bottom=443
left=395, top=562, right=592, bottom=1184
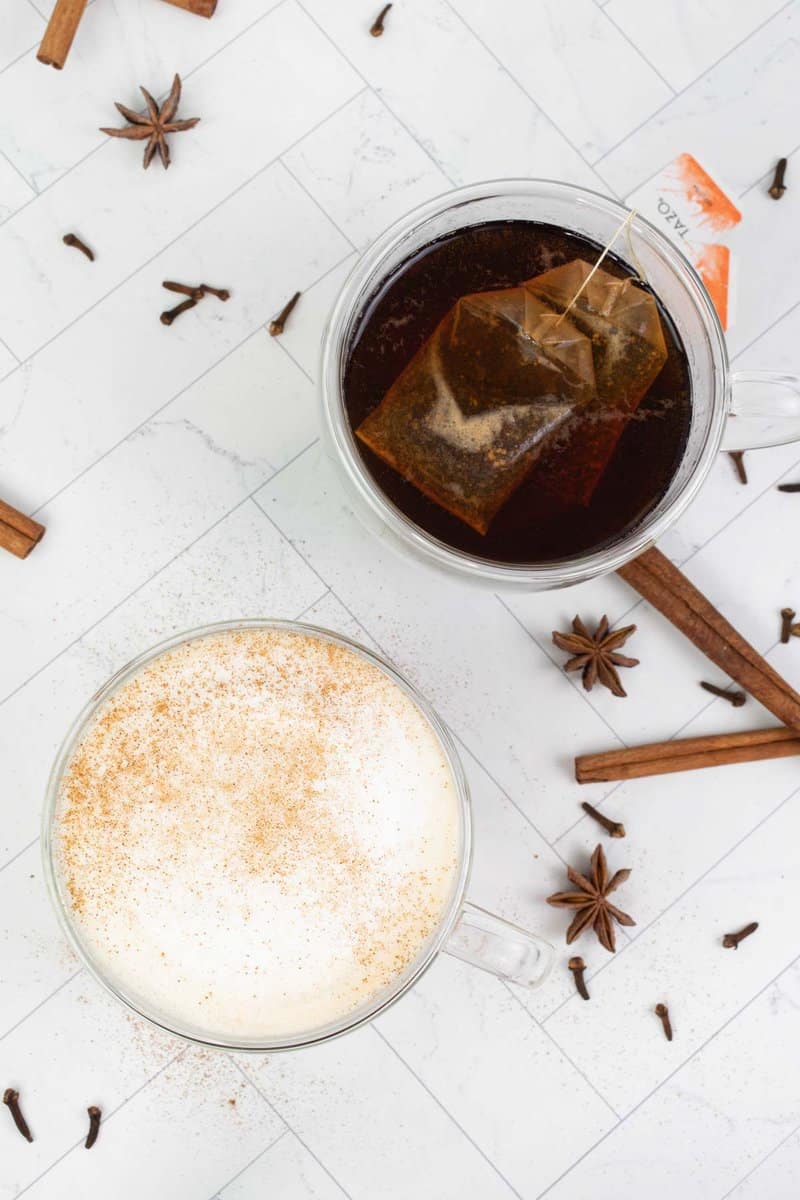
left=555, top=208, right=641, bottom=326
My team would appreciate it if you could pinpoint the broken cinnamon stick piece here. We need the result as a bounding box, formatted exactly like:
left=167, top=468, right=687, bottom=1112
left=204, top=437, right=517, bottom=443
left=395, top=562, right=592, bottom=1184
left=0, top=499, right=45, bottom=560
left=617, top=547, right=800, bottom=733
left=37, top=0, right=89, bottom=69
left=575, top=727, right=800, bottom=784
left=159, top=0, right=218, bottom=16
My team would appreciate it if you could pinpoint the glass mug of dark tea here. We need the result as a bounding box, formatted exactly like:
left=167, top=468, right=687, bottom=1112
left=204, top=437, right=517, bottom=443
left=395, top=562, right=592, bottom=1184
left=320, top=179, right=800, bottom=590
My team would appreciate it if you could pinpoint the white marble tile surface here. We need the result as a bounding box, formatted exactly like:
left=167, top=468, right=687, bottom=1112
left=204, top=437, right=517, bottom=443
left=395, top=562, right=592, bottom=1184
left=595, top=3, right=800, bottom=198
left=3, top=0, right=800, bottom=1196
left=604, top=0, right=788, bottom=91
left=450, top=0, right=673, bottom=161
left=218, top=1133, right=348, bottom=1200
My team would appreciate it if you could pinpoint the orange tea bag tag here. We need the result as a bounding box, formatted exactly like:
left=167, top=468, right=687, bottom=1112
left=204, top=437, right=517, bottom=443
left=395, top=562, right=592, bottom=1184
left=627, top=152, right=741, bottom=329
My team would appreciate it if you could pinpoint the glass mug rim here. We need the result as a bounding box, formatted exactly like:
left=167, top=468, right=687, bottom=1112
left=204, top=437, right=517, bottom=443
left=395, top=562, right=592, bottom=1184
left=319, top=177, right=730, bottom=588
left=42, top=618, right=476, bottom=1054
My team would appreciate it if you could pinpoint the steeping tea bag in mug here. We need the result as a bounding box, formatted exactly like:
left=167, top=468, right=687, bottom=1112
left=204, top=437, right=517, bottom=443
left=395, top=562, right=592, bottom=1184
left=356, top=286, right=595, bottom=535
left=526, top=260, right=668, bottom=506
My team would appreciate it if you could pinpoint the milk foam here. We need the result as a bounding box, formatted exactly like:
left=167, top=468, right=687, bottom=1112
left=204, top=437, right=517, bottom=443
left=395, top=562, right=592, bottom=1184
left=54, top=628, right=461, bottom=1040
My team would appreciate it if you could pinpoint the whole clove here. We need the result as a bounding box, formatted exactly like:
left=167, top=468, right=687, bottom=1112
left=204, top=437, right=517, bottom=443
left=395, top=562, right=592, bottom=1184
left=199, top=283, right=230, bottom=301
left=768, top=157, right=788, bottom=200
left=568, top=956, right=590, bottom=1000
left=581, top=800, right=625, bottom=838
left=777, top=482, right=800, bottom=493
left=722, top=921, right=759, bottom=949
left=728, top=450, right=747, bottom=485
left=85, top=1105, right=101, bottom=1149
left=700, top=680, right=746, bottom=707
left=268, top=291, right=301, bottom=336
left=63, top=233, right=94, bottom=261
left=781, top=607, right=796, bottom=644
left=160, top=297, right=198, bottom=326
left=3, top=1088, right=33, bottom=1142
left=369, top=3, right=392, bottom=36
left=162, top=281, right=230, bottom=302
left=654, top=1003, right=673, bottom=1042
left=162, top=280, right=203, bottom=300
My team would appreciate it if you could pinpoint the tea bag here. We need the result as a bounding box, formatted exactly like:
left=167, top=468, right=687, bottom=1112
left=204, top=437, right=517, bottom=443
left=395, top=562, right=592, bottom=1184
left=356, top=287, right=595, bottom=534
left=526, top=260, right=668, bottom=506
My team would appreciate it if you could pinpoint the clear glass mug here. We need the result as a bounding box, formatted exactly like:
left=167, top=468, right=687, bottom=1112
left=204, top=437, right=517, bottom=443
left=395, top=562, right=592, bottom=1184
left=43, top=619, right=555, bottom=1053
left=320, top=179, right=800, bottom=590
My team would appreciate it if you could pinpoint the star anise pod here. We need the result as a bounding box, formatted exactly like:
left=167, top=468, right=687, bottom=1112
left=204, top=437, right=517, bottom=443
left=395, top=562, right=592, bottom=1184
left=552, top=614, right=638, bottom=697
left=547, top=844, right=635, bottom=952
left=100, top=74, right=200, bottom=170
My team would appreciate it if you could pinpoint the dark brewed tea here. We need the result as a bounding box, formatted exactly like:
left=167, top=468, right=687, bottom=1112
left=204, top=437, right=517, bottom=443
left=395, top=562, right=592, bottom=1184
left=343, top=220, right=692, bottom=565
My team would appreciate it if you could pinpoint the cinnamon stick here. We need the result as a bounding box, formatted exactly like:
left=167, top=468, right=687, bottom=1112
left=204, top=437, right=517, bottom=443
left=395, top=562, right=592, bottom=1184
left=159, top=0, right=218, bottom=16
left=618, top=547, right=800, bottom=733
left=0, top=499, right=45, bottom=560
left=37, top=0, right=89, bottom=69
left=576, top=727, right=800, bottom=784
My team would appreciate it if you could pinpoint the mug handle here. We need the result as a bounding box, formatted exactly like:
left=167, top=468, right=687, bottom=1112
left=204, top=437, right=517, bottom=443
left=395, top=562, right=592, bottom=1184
left=723, top=371, right=800, bottom=450
left=443, top=900, right=555, bottom=988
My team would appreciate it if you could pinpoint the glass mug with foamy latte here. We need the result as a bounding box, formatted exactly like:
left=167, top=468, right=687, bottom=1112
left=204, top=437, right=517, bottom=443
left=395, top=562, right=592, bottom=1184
left=44, top=621, right=554, bottom=1050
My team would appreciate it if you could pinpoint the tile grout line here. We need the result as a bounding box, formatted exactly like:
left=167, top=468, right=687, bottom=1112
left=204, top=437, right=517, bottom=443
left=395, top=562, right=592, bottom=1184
left=450, top=728, right=566, bottom=854
left=590, top=0, right=796, bottom=168
left=0, top=834, right=38, bottom=877
left=731, top=296, right=800, bottom=362
left=0, top=145, right=36, bottom=204
left=371, top=1025, right=526, bottom=1200
left=14, top=1049, right=184, bottom=1198
left=294, top=0, right=458, bottom=187
left=0, top=436, right=319, bottom=718
left=280, top=158, right=358, bottom=251
left=27, top=245, right=352, bottom=520
left=291, top=583, right=333, bottom=622
left=232, top=1059, right=354, bottom=1200
left=541, top=780, right=800, bottom=1024
left=441, top=0, right=610, bottom=184
left=362, top=88, right=455, bottom=187
left=206, top=1127, right=289, bottom=1200
left=501, top=980, right=623, bottom=1122
left=597, top=5, right=677, bottom=94
left=0, top=968, right=83, bottom=1044
left=0, top=328, right=19, bottom=363
left=535, top=946, right=800, bottom=1199
left=718, top=1116, right=800, bottom=1199
left=0, top=0, right=293, bottom=217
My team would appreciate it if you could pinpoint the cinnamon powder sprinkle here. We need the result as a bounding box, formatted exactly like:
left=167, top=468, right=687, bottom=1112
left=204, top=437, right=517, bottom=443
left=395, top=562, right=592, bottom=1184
left=54, top=629, right=459, bottom=1040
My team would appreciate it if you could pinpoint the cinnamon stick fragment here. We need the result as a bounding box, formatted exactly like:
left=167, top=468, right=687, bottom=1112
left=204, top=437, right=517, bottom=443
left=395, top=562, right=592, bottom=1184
left=0, top=499, right=45, bottom=560
left=617, top=547, right=800, bottom=733
left=37, top=0, right=89, bottom=69
left=576, top=727, right=800, bottom=784
left=159, top=0, right=218, bottom=16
